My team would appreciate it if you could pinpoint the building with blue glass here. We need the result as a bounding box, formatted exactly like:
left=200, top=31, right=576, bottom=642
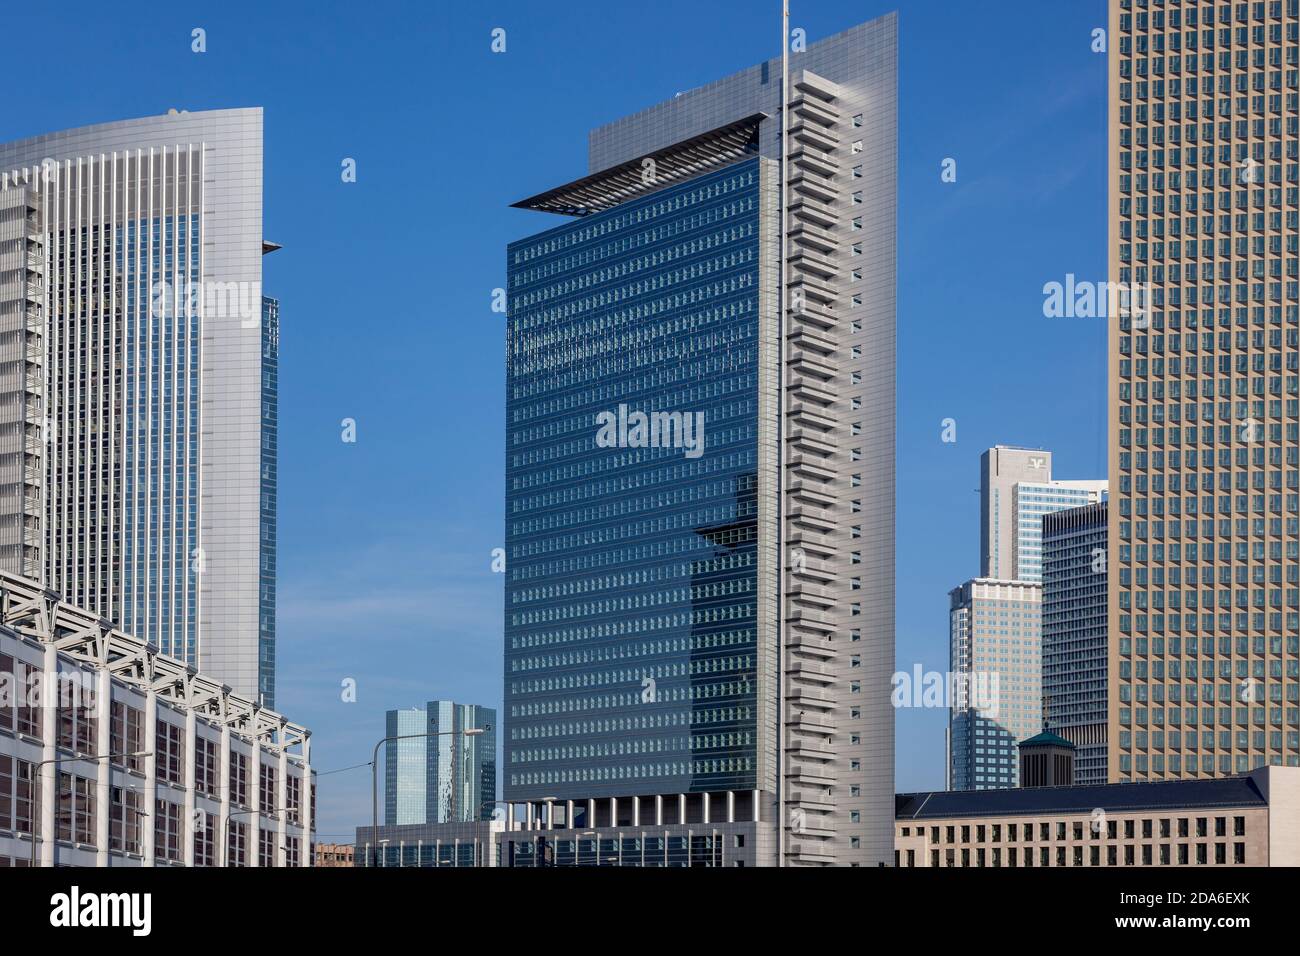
left=502, top=15, right=897, bottom=867
left=1042, top=501, right=1109, bottom=785
left=385, top=701, right=497, bottom=825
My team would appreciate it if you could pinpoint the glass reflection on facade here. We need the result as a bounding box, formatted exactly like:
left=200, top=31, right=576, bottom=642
left=385, top=701, right=497, bottom=825
left=505, top=159, right=769, bottom=802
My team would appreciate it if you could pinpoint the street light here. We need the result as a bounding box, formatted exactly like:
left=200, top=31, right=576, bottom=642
left=28, top=749, right=152, bottom=867
left=367, top=726, right=486, bottom=867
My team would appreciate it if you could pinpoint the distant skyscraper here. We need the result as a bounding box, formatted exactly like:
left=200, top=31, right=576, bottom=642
left=1110, top=0, right=1300, bottom=782
left=503, top=16, right=897, bottom=866
left=0, top=109, right=278, bottom=705
left=385, top=701, right=496, bottom=826
left=950, top=449, right=1104, bottom=791
left=979, top=446, right=1106, bottom=582
left=1043, top=501, right=1109, bottom=784
left=948, top=578, right=1042, bottom=791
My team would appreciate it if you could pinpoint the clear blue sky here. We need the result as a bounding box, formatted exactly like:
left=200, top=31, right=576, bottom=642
left=5, top=0, right=1107, bottom=842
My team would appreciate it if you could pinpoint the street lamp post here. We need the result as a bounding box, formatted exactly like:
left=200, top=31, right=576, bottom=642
left=368, top=726, right=485, bottom=867
left=28, top=749, right=152, bottom=867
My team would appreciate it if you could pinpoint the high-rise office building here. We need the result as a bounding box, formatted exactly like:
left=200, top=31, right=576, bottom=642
left=502, top=15, right=897, bottom=866
left=947, top=578, right=1042, bottom=791
left=0, top=109, right=277, bottom=705
left=948, top=450, right=1104, bottom=791
left=980, top=445, right=1107, bottom=582
left=385, top=702, right=497, bottom=825
left=1111, top=0, right=1300, bottom=780
left=1043, top=501, right=1109, bottom=784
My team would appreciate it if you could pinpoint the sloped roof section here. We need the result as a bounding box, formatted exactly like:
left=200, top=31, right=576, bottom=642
left=512, top=113, right=766, bottom=216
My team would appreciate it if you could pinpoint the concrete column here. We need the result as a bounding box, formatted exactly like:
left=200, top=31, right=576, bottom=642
left=300, top=736, right=312, bottom=868
left=95, top=668, right=112, bottom=866
left=609, top=796, right=617, bottom=828
left=655, top=794, right=664, bottom=825
left=565, top=799, right=574, bottom=830
left=632, top=796, right=640, bottom=827
left=39, top=643, right=57, bottom=867
left=752, top=788, right=761, bottom=822
left=545, top=800, right=554, bottom=830
left=678, top=793, right=687, bottom=825
left=506, top=802, right=515, bottom=831
left=219, top=725, right=231, bottom=865
left=587, top=798, right=596, bottom=829
left=277, top=746, right=288, bottom=866
left=703, top=792, right=711, bottom=824
left=524, top=801, right=533, bottom=831
left=142, top=688, right=157, bottom=866
left=726, top=791, right=736, bottom=824
left=183, top=708, right=196, bottom=866
left=248, top=743, right=260, bottom=868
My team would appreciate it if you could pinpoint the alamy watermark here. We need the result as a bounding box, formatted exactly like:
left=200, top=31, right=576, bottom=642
left=595, top=404, right=705, bottom=459
left=150, top=278, right=263, bottom=328
left=1043, top=275, right=1152, bottom=328
left=891, top=665, right=1001, bottom=718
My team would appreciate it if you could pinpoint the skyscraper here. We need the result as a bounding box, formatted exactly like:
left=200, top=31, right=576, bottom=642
left=947, top=578, right=1042, bottom=791
left=503, top=15, right=897, bottom=866
left=980, top=445, right=1107, bottom=582
left=1111, top=0, right=1300, bottom=780
left=948, top=449, right=1105, bottom=791
left=384, top=702, right=497, bottom=826
left=1042, top=501, right=1109, bottom=784
left=0, top=109, right=277, bottom=704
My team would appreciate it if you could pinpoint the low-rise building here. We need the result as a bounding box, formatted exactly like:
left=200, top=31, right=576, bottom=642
left=0, top=571, right=313, bottom=866
left=355, top=820, right=502, bottom=867
left=314, top=843, right=354, bottom=867
left=895, top=765, right=1300, bottom=868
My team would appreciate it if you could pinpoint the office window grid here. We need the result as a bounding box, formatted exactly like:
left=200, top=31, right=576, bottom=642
left=1114, top=0, right=1300, bottom=781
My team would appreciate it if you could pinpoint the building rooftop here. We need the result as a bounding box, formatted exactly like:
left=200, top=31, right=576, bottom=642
left=1019, top=730, right=1076, bottom=750
left=896, top=776, right=1268, bottom=821
left=512, top=114, right=765, bottom=216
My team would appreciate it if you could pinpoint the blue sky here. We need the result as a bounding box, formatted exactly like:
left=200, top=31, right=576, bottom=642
left=5, top=0, right=1108, bottom=842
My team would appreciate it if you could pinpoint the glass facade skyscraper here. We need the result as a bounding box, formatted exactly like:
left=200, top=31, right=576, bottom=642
left=503, top=16, right=897, bottom=866
left=0, top=109, right=277, bottom=704
left=507, top=161, right=767, bottom=799
left=384, top=701, right=497, bottom=825
left=1043, top=501, right=1110, bottom=784
left=948, top=579, right=1043, bottom=791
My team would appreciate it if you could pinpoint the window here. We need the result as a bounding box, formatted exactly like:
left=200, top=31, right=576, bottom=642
left=154, top=801, right=182, bottom=863
left=110, top=701, right=144, bottom=772
left=285, top=835, right=300, bottom=868
left=0, top=756, right=35, bottom=834
left=56, top=773, right=94, bottom=844
left=259, top=827, right=276, bottom=867
left=57, top=676, right=96, bottom=755
left=194, top=811, right=217, bottom=867
left=156, top=721, right=184, bottom=786
left=14, top=659, right=40, bottom=739
left=195, top=737, right=218, bottom=798
left=227, top=821, right=248, bottom=868
left=286, top=775, right=301, bottom=824
left=109, top=787, right=144, bottom=855
left=260, top=763, right=277, bottom=811
left=230, top=751, right=249, bottom=807
left=0, top=654, right=12, bottom=731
